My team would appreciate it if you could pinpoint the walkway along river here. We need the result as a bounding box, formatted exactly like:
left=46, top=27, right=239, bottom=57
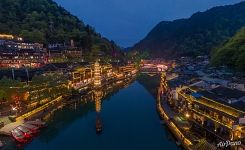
left=2, top=76, right=180, bottom=150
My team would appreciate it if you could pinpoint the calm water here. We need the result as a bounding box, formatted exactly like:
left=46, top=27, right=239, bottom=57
left=20, top=80, right=179, bottom=150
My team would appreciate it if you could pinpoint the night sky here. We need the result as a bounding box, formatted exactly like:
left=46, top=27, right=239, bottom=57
left=54, top=0, right=244, bottom=47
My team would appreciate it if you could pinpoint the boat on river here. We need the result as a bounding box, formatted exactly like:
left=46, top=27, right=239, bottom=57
left=11, top=128, right=27, bottom=143
left=95, top=116, right=102, bottom=134
left=25, top=120, right=46, bottom=128
left=16, top=126, right=33, bottom=138
left=23, top=123, right=39, bottom=134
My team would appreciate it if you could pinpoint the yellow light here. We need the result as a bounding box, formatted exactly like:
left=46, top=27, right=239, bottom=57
left=94, top=61, right=101, bottom=86
left=0, top=34, right=14, bottom=39
left=185, top=113, right=190, bottom=118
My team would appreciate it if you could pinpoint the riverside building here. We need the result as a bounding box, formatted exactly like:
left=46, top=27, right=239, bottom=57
left=173, top=84, right=245, bottom=149
left=0, top=34, right=47, bottom=68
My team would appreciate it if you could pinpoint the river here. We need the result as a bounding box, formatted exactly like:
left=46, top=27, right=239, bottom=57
left=4, top=77, right=179, bottom=150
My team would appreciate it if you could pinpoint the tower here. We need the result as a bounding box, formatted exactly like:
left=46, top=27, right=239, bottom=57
left=94, top=61, right=102, bottom=87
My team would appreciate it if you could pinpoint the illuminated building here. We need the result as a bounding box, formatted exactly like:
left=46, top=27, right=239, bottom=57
left=72, top=66, right=93, bottom=89
left=119, top=63, right=137, bottom=76
left=0, top=34, right=47, bottom=68
left=0, top=34, right=14, bottom=40
left=71, top=63, right=136, bottom=90
left=101, top=64, right=113, bottom=80
left=94, top=61, right=102, bottom=87
left=47, top=40, right=82, bottom=63
left=175, top=86, right=245, bottom=149
left=140, top=60, right=169, bottom=73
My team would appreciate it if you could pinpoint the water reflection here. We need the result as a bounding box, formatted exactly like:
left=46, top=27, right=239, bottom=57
left=31, top=78, right=135, bottom=143
left=93, top=89, right=103, bottom=134
left=2, top=75, right=180, bottom=150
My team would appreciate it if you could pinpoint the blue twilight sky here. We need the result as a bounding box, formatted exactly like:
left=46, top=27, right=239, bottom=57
left=54, top=0, right=244, bottom=47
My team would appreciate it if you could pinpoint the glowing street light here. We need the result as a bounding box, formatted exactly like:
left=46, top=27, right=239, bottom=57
left=185, top=113, right=190, bottom=118
left=12, top=107, right=18, bottom=116
left=12, top=107, right=17, bottom=111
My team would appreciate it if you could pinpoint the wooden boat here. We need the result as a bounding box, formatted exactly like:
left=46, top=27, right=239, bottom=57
left=96, top=117, right=102, bottom=134
left=11, top=129, right=27, bottom=143
left=25, top=120, right=46, bottom=128
left=16, top=126, right=33, bottom=138
left=23, top=123, right=39, bottom=134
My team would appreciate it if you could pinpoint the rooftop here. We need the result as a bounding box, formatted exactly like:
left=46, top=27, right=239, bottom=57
left=211, top=86, right=245, bottom=100
left=190, top=86, right=245, bottom=114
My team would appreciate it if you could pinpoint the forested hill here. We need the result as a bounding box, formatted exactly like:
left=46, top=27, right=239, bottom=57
left=132, top=2, right=245, bottom=58
left=211, top=27, right=245, bottom=71
left=0, top=0, right=122, bottom=58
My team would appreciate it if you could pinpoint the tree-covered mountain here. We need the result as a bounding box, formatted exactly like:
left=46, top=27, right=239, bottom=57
left=0, top=0, right=122, bottom=59
left=211, top=27, right=245, bottom=71
left=132, top=2, right=245, bottom=58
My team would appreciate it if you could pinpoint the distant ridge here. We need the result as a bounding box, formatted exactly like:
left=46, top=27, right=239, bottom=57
left=132, top=2, right=245, bottom=58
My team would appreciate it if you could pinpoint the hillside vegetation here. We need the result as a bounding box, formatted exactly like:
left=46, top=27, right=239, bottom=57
left=0, top=0, right=122, bottom=59
left=211, top=27, right=245, bottom=71
left=133, top=2, right=245, bottom=58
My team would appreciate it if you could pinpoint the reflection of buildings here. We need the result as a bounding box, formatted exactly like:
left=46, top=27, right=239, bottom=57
left=87, top=75, right=136, bottom=134
left=93, top=89, right=103, bottom=113
left=93, top=89, right=103, bottom=134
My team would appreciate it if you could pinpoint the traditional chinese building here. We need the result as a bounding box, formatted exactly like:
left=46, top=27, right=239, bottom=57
left=175, top=85, right=245, bottom=149
left=0, top=34, right=47, bottom=68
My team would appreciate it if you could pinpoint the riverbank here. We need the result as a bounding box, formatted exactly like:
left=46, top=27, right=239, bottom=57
left=1, top=71, right=138, bottom=127
left=157, top=87, right=193, bottom=150
left=156, top=73, right=221, bottom=150
left=0, top=73, right=138, bottom=148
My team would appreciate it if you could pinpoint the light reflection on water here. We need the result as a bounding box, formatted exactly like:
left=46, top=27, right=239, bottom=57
left=2, top=76, right=179, bottom=150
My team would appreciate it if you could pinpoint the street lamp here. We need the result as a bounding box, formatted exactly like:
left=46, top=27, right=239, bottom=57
left=185, top=113, right=190, bottom=118
left=12, top=107, right=17, bottom=116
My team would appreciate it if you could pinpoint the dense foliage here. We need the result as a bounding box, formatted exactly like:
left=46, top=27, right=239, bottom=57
left=133, top=2, right=245, bottom=58
left=211, top=27, right=245, bottom=71
left=0, top=0, right=122, bottom=58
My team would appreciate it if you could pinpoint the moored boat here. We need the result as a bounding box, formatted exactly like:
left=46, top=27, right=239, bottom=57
left=25, top=120, right=46, bottom=128
left=11, top=128, right=27, bottom=143
left=16, top=126, right=33, bottom=138
left=23, top=123, right=39, bottom=134
left=95, top=117, right=102, bottom=134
